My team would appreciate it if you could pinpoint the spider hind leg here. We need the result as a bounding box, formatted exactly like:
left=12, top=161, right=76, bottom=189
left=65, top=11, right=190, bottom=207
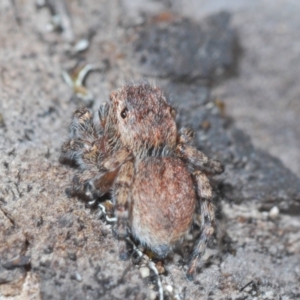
left=187, top=170, right=215, bottom=280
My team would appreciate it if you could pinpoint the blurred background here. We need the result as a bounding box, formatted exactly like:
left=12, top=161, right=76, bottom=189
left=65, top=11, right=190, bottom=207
left=127, top=0, right=300, bottom=176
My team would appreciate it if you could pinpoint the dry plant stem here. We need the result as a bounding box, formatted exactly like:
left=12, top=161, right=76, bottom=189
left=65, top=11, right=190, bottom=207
left=148, top=261, right=164, bottom=300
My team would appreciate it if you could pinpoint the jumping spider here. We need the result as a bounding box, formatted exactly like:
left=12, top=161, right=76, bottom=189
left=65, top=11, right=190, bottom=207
left=60, top=83, right=223, bottom=279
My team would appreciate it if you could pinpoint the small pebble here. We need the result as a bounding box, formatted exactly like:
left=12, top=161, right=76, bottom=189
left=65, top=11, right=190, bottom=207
left=149, top=291, right=157, bottom=300
left=36, top=0, right=45, bottom=6
left=75, top=272, right=82, bottom=282
left=269, top=245, right=278, bottom=256
left=294, top=266, right=300, bottom=276
left=73, top=39, right=89, bottom=53
left=173, top=254, right=181, bottom=264
left=263, top=290, right=274, bottom=299
left=139, top=266, right=150, bottom=278
left=205, top=102, right=214, bottom=109
left=244, top=286, right=252, bottom=293
left=269, top=206, right=279, bottom=219
left=185, top=233, right=194, bottom=241
left=164, top=285, right=173, bottom=293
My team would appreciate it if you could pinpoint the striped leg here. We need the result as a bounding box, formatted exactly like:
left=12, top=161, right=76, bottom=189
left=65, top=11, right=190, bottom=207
left=98, top=101, right=109, bottom=129
left=66, top=170, right=100, bottom=203
left=178, top=127, right=194, bottom=144
left=60, top=103, right=110, bottom=167
left=69, top=107, right=97, bottom=139
left=60, top=107, right=99, bottom=167
left=176, top=143, right=224, bottom=175
left=82, top=148, right=132, bottom=200
left=187, top=170, right=215, bottom=280
left=112, top=161, right=134, bottom=259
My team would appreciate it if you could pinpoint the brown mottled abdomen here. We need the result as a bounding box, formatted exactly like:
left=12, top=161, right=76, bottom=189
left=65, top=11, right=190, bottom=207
left=130, top=157, right=196, bottom=257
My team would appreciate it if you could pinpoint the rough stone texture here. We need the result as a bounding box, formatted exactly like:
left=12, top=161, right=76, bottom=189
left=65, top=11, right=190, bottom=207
left=1, top=1, right=300, bottom=299
left=170, top=0, right=300, bottom=177
left=129, top=11, right=239, bottom=82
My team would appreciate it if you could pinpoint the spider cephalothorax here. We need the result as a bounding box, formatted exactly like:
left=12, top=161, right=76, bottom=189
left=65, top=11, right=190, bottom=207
left=60, top=83, right=223, bottom=279
left=105, top=84, right=177, bottom=156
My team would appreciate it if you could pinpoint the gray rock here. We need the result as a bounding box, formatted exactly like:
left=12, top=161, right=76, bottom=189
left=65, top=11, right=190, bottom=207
left=130, top=11, right=239, bottom=82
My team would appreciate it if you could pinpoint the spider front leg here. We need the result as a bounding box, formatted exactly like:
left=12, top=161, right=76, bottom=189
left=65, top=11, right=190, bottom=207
left=66, top=169, right=101, bottom=203
left=60, top=103, right=109, bottom=167
left=112, top=161, right=134, bottom=260
left=178, top=127, right=194, bottom=144
left=187, top=170, right=215, bottom=280
left=176, top=142, right=224, bottom=175
left=98, top=101, right=109, bottom=129
left=60, top=107, right=98, bottom=166
left=67, top=168, right=119, bottom=205
left=69, top=107, right=97, bottom=139
left=74, top=148, right=132, bottom=202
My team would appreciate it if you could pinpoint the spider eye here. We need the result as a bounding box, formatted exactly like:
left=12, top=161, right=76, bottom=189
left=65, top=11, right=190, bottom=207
left=121, top=108, right=128, bottom=119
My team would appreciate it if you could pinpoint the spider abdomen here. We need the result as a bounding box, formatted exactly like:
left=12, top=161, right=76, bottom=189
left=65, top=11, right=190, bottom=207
left=130, top=157, right=196, bottom=258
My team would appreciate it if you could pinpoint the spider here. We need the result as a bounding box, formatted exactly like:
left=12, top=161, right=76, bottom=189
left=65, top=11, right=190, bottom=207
left=60, top=83, right=224, bottom=279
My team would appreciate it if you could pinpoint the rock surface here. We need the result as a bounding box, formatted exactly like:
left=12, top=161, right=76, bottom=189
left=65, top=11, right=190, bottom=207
left=170, top=0, right=300, bottom=177
left=0, top=1, right=300, bottom=299
left=130, top=11, right=239, bottom=82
